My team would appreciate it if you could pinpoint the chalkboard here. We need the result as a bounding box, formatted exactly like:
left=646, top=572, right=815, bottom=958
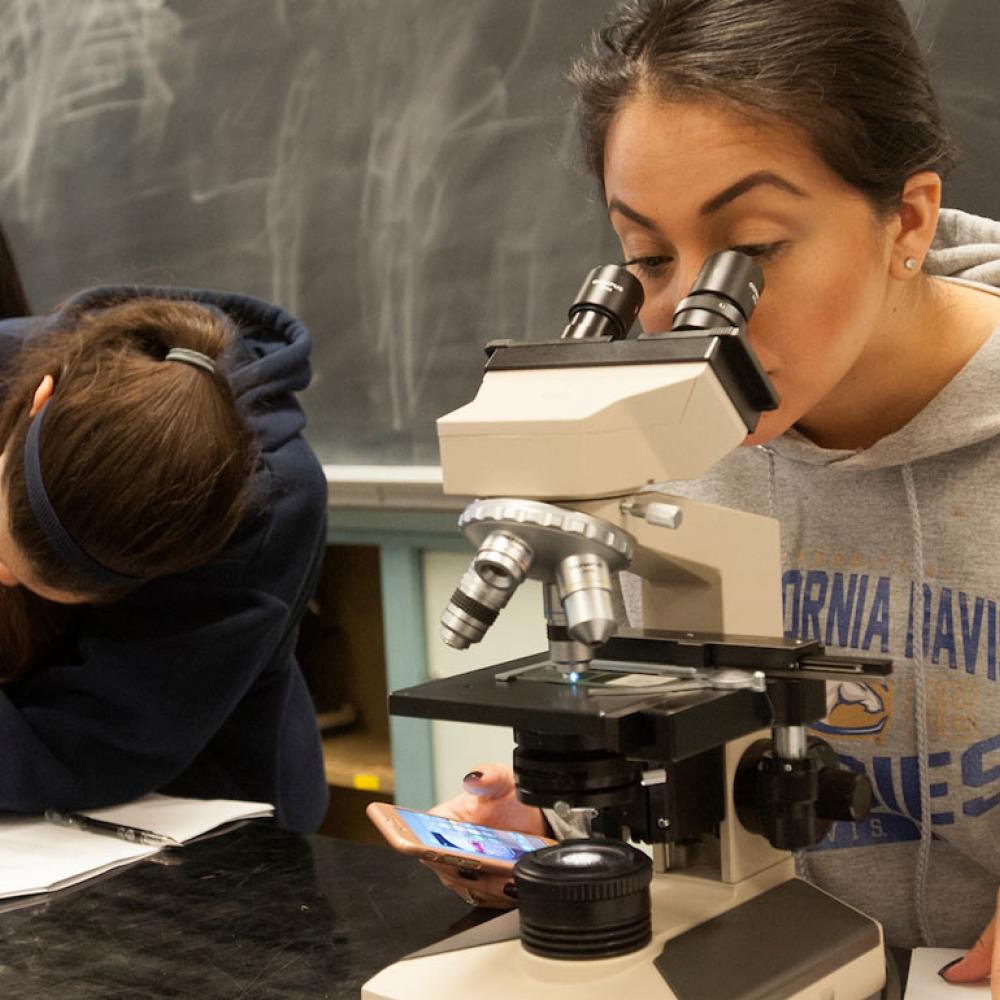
left=905, top=0, right=1000, bottom=221
left=0, top=1, right=996, bottom=467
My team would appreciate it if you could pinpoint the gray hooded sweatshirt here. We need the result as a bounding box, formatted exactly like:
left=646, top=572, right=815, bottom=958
left=622, top=209, right=1000, bottom=949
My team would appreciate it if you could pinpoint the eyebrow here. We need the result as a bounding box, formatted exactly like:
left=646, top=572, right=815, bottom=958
left=607, top=171, right=807, bottom=232
left=700, top=171, right=806, bottom=215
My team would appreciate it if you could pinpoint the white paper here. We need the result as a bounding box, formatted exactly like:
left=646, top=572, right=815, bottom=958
left=0, top=816, right=155, bottom=899
left=904, top=947, right=991, bottom=999
left=80, top=793, right=274, bottom=844
left=0, top=794, right=274, bottom=901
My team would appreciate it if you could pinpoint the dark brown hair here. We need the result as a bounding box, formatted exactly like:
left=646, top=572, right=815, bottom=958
left=0, top=296, right=257, bottom=677
left=570, top=0, right=957, bottom=214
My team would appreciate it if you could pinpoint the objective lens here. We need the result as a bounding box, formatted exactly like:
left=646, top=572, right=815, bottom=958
left=440, top=531, right=533, bottom=648
left=561, top=265, right=644, bottom=341
left=671, top=250, right=764, bottom=335
left=544, top=583, right=594, bottom=671
left=555, top=553, right=615, bottom=647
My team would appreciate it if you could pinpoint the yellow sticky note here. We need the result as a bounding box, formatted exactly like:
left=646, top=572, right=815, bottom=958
left=353, top=774, right=380, bottom=791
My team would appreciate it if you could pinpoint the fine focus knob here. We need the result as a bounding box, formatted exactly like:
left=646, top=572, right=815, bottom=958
left=816, top=767, right=873, bottom=823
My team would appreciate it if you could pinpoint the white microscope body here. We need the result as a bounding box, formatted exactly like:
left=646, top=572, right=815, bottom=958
left=363, top=256, right=888, bottom=1000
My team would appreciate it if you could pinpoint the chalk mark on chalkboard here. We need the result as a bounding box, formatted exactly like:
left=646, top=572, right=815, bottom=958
left=0, top=0, right=180, bottom=228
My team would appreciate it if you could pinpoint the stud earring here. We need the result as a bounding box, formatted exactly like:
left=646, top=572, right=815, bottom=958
left=904, top=257, right=918, bottom=270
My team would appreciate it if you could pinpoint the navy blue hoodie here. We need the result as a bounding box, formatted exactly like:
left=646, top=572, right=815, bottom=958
left=0, top=287, right=329, bottom=833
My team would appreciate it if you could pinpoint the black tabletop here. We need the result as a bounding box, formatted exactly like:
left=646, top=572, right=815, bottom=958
left=0, top=821, right=909, bottom=999
left=0, top=821, right=493, bottom=999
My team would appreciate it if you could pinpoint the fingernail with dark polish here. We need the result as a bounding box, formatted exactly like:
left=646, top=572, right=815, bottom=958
left=463, top=770, right=484, bottom=782
left=937, top=957, right=963, bottom=979
left=502, top=882, right=519, bottom=899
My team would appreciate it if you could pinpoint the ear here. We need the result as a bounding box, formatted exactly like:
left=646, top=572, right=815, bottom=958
left=888, top=170, right=942, bottom=280
left=29, top=375, right=55, bottom=417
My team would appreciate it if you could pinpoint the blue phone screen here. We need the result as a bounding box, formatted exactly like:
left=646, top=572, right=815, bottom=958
left=396, top=808, right=549, bottom=861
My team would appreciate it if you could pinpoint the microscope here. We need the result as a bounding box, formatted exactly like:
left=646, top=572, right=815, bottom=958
left=363, top=254, right=891, bottom=999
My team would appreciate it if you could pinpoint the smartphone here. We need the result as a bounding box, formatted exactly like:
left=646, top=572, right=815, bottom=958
left=366, top=802, right=556, bottom=874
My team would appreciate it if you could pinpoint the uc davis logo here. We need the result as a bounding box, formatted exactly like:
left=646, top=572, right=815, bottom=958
left=812, top=680, right=892, bottom=738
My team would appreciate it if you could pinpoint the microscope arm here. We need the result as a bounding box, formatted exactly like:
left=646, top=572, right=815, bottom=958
left=575, top=491, right=783, bottom=637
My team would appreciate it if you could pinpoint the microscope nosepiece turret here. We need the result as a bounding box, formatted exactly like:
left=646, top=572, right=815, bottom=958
left=440, top=499, right=633, bottom=653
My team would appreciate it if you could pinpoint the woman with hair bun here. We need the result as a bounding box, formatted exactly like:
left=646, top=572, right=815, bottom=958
left=436, top=0, right=1000, bottom=987
left=0, top=285, right=328, bottom=833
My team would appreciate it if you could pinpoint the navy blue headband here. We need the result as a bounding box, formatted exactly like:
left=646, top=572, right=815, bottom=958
left=23, top=400, right=142, bottom=588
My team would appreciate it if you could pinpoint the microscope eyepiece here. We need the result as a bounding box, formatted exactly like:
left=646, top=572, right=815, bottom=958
left=561, top=264, right=643, bottom=341
left=670, top=250, right=764, bottom=336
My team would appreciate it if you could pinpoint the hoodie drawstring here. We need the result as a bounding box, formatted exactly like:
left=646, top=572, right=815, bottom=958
left=902, top=462, right=935, bottom=946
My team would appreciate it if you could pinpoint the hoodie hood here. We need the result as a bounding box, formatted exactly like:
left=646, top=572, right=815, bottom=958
left=765, top=208, right=1000, bottom=471
left=925, top=208, right=1000, bottom=285
left=52, top=285, right=313, bottom=453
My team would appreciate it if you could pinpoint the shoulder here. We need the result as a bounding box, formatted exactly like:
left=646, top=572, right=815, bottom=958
left=257, top=435, right=328, bottom=538
left=197, top=435, right=326, bottom=594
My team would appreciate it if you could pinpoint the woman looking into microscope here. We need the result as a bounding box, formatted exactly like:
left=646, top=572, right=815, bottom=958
left=432, top=0, right=1000, bottom=990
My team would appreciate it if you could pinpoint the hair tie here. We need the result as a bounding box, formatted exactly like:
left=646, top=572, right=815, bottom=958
left=24, top=401, right=142, bottom=588
left=165, top=347, right=216, bottom=374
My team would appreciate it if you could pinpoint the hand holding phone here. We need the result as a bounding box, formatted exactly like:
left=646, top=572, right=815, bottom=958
left=367, top=791, right=556, bottom=909
left=367, top=802, right=555, bottom=874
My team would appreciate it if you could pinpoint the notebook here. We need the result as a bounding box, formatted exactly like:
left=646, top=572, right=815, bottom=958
left=0, top=794, right=273, bottom=900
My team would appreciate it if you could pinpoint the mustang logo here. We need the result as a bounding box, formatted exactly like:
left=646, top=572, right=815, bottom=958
left=812, top=681, right=890, bottom=737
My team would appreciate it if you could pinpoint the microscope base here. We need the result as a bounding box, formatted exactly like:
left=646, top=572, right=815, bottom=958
left=362, top=866, right=884, bottom=1000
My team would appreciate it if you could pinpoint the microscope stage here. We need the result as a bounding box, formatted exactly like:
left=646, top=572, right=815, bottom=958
left=389, top=651, right=772, bottom=761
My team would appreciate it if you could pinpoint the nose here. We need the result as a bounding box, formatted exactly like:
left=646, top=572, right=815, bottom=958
left=637, top=260, right=703, bottom=335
